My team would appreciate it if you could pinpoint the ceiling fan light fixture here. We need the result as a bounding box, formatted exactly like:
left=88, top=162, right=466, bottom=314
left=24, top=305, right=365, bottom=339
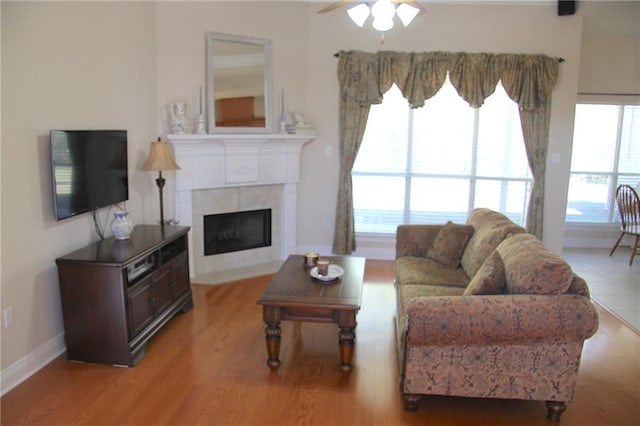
left=372, top=17, right=394, bottom=32
left=347, top=3, right=370, bottom=27
left=396, top=3, right=419, bottom=27
left=371, top=0, right=395, bottom=22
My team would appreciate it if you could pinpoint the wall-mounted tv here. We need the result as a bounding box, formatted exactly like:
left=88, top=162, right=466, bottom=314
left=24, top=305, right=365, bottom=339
left=50, top=130, right=129, bottom=221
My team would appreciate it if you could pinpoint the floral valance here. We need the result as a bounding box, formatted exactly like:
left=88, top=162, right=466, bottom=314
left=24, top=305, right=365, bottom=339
left=337, top=50, right=560, bottom=111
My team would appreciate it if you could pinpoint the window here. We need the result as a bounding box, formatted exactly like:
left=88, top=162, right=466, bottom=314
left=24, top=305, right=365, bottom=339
left=352, top=78, right=531, bottom=234
left=566, top=104, right=640, bottom=223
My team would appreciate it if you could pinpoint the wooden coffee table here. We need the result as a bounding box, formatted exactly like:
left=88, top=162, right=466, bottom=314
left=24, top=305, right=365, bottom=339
left=257, top=254, right=365, bottom=372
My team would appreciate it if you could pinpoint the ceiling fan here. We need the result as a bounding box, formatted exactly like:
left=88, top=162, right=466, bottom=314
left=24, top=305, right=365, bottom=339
left=317, top=0, right=424, bottom=15
left=317, top=0, right=424, bottom=32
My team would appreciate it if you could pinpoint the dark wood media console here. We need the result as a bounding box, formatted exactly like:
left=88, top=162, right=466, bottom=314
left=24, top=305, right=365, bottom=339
left=56, top=225, right=193, bottom=366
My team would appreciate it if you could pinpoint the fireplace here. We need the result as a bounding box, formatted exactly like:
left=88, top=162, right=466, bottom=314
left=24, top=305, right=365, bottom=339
left=204, top=209, right=272, bottom=256
left=189, top=185, right=283, bottom=276
left=168, top=132, right=316, bottom=277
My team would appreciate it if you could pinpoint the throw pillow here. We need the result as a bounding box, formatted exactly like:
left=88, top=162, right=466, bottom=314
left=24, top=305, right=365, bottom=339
left=463, top=250, right=505, bottom=295
left=460, top=223, right=525, bottom=278
left=497, top=233, right=574, bottom=295
left=426, top=221, right=474, bottom=269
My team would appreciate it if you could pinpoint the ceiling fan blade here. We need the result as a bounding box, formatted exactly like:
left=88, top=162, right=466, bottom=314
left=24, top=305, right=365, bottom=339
left=393, top=0, right=425, bottom=13
left=317, top=1, right=353, bottom=14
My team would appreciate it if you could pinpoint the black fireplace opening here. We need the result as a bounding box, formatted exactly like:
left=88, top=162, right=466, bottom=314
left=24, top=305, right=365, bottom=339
left=203, top=209, right=272, bottom=256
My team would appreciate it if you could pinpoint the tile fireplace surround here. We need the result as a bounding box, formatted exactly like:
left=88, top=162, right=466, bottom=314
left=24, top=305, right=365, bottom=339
left=168, top=132, right=316, bottom=279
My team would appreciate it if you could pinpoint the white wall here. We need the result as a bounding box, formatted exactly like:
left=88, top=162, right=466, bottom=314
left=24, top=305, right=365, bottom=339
left=1, top=1, right=158, bottom=388
left=579, top=1, right=640, bottom=95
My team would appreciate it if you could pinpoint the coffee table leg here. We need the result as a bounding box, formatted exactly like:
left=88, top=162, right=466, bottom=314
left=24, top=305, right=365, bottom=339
left=263, top=306, right=281, bottom=371
left=337, top=311, right=357, bottom=372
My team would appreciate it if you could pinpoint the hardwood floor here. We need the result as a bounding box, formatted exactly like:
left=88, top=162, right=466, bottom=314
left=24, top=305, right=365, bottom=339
left=2, top=260, right=639, bottom=425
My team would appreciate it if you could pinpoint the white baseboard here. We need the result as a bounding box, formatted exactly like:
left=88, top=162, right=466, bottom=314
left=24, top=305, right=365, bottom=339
left=1, top=333, right=66, bottom=396
left=351, top=246, right=395, bottom=260
left=563, top=237, right=617, bottom=248
left=300, top=233, right=396, bottom=261
left=563, top=223, right=620, bottom=248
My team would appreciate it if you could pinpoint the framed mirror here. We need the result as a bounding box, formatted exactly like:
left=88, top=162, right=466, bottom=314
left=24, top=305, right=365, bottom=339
left=205, top=32, right=273, bottom=134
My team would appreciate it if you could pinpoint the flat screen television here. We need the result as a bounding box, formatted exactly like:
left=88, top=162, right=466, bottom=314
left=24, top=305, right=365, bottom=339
left=50, top=130, right=129, bottom=221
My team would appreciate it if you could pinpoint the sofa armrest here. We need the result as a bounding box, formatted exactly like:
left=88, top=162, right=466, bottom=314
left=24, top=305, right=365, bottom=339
left=396, top=224, right=444, bottom=258
left=404, top=294, right=599, bottom=346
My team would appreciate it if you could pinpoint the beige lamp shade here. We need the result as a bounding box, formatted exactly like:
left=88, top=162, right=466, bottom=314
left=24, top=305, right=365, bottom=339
left=141, top=141, right=180, bottom=171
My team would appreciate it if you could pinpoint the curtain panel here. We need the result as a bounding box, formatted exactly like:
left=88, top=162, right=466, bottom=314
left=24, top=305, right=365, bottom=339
left=332, top=50, right=560, bottom=254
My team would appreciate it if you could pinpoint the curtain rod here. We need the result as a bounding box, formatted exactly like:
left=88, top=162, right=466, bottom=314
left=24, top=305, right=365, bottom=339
left=333, top=52, right=565, bottom=62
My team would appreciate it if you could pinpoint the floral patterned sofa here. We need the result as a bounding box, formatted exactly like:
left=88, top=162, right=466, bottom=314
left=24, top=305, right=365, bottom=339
left=394, top=208, right=599, bottom=422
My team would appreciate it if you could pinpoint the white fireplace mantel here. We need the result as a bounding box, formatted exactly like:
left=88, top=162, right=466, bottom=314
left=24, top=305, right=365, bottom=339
left=168, top=132, right=316, bottom=191
left=167, top=132, right=317, bottom=275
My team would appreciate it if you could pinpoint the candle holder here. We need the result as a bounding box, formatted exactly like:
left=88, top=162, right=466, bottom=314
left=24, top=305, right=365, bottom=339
left=279, top=88, right=286, bottom=134
left=195, top=114, right=206, bottom=134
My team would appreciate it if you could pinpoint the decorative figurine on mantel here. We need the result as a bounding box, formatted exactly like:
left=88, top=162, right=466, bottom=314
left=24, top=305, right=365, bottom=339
left=169, top=100, right=189, bottom=134
left=292, top=112, right=315, bottom=135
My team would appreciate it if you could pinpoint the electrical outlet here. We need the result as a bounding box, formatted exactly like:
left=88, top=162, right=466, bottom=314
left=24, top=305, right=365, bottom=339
left=3, top=307, right=14, bottom=328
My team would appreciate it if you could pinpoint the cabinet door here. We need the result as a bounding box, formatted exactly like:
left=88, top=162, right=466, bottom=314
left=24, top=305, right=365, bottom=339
left=151, top=264, right=173, bottom=314
left=127, top=278, right=154, bottom=338
left=169, top=252, right=190, bottom=299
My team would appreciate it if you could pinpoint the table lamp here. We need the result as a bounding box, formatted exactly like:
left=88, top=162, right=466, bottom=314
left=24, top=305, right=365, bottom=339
left=141, top=138, right=180, bottom=225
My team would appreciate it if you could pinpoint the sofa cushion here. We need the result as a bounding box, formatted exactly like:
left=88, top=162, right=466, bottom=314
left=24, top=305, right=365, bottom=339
left=398, top=284, right=466, bottom=301
left=496, top=233, right=573, bottom=295
left=465, top=208, right=514, bottom=229
left=463, top=250, right=505, bottom=295
left=426, top=221, right=474, bottom=268
left=395, top=257, right=470, bottom=288
left=461, top=221, right=525, bottom=278
left=396, top=224, right=444, bottom=258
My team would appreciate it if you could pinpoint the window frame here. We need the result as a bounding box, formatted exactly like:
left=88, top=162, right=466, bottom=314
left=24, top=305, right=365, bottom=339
left=352, top=81, right=532, bottom=234
left=566, top=101, right=640, bottom=225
